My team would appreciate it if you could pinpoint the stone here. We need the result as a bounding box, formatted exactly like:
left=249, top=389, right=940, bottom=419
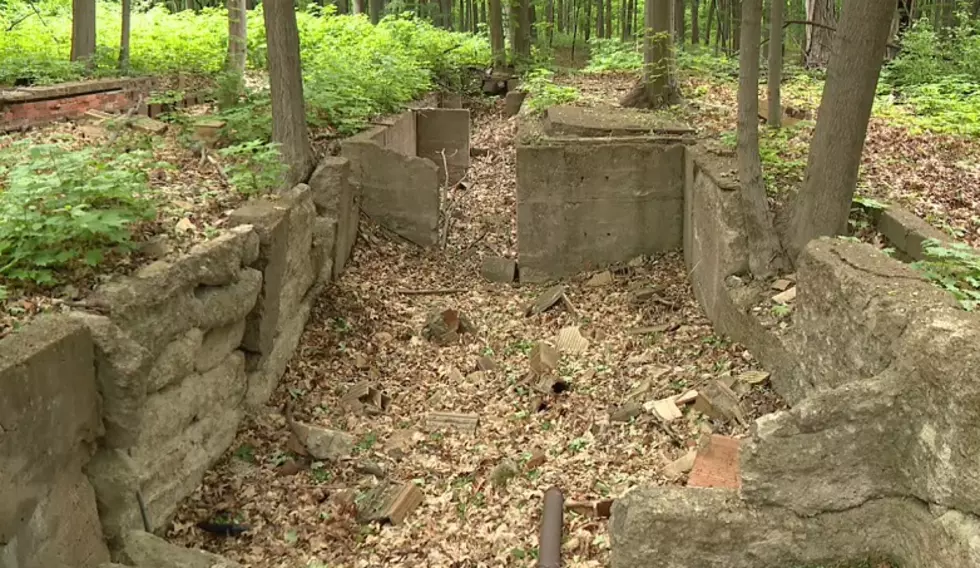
left=585, top=271, right=614, bottom=287
left=139, top=235, right=170, bottom=259
left=662, top=450, right=697, bottom=479
left=644, top=398, right=683, bottom=421
left=245, top=298, right=312, bottom=408
left=131, top=117, right=167, bottom=134
left=529, top=341, right=560, bottom=374
left=84, top=449, right=143, bottom=542
left=194, top=319, right=246, bottom=373
left=673, top=390, right=699, bottom=405
left=146, top=328, right=204, bottom=393
left=480, top=256, right=517, bottom=283
left=356, top=481, right=424, bottom=526
left=525, top=285, right=566, bottom=316
left=292, top=422, right=354, bottom=461
left=275, top=185, right=316, bottom=332
left=311, top=216, right=338, bottom=285
left=609, top=402, right=643, bottom=423
left=194, top=267, right=263, bottom=331
left=771, top=278, right=793, bottom=291
left=737, top=370, right=770, bottom=385
left=476, top=356, right=500, bottom=372
left=687, top=435, right=740, bottom=490
left=116, top=531, right=243, bottom=567
left=772, top=286, right=797, bottom=304
left=526, top=450, right=547, bottom=471
left=694, top=380, right=746, bottom=426
left=504, top=90, right=527, bottom=117
left=490, top=459, right=520, bottom=488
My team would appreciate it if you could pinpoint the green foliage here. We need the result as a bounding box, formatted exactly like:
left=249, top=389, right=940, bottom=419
left=677, top=47, right=738, bottom=81
left=583, top=38, right=642, bottom=73
left=912, top=239, right=980, bottom=312
left=521, top=68, right=579, bottom=114
left=218, top=140, right=288, bottom=195
left=0, top=141, right=158, bottom=286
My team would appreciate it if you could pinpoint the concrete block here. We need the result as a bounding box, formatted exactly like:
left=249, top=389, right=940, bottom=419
left=415, top=108, right=470, bottom=186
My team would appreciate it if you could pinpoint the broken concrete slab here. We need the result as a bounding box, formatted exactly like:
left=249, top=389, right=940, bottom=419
left=687, top=435, right=740, bottom=490
left=292, top=422, right=354, bottom=461
left=415, top=108, right=470, bottom=186
left=525, top=285, right=566, bottom=316
left=529, top=341, right=560, bottom=374
left=662, top=451, right=697, bottom=479
left=426, top=412, right=479, bottom=433
left=693, top=380, right=745, bottom=426
left=115, top=530, right=242, bottom=568
left=544, top=105, right=695, bottom=138
left=555, top=326, right=589, bottom=354
left=481, top=256, right=517, bottom=283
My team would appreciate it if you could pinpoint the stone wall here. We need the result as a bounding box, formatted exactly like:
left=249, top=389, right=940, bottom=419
left=515, top=105, right=693, bottom=283
left=0, top=154, right=357, bottom=568
left=1, top=79, right=156, bottom=132
left=611, top=149, right=980, bottom=568
left=341, top=107, right=470, bottom=247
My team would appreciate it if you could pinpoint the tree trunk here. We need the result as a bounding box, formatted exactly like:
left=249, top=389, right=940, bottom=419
left=706, top=0, right=714, bottom=44
left=584, top=0, right=592, bottom=41
left=767, top=0, right=783, bottom=127
left=481, top=0, right=487, bottom=25
left=352, top=0, right=364, bottom=14
left=557, top=0, right=565, bottom=32
left=621, top=0, right=628, bottom=39
left=571, top=0, right=580, bottom=60
left=804, top=0, right=835, bottom=68
left=530, top=3, right=537, bottom=41
left=785, top=0, right=899, bottom=260
left=516, top=0, right=531, bottom=57
left=674, top=0, right=685, bottom=43
left=221, top=0, right=246, bottom=107
left=263, top=0, right=315, bottom=185
left=489, top=0, right=506, bottom=67
left=440, top=0, right=451, bottom=27
left=336, top=0, right=349, bottom=14
left=604, top=0, right=612, bottom=40
left=597, top=0, right=605, bottom=37
left=738, top=0, right=784, bottom=277
left=623, top=0, right=680, bottom=108
left=119, top=0, right=132, bottom=70
left=691, top=0, right=700, bottom=43
left=730, top=0, right=740, bottom=51
left=547, top=0, right=555, bottom=44
left=71, top=0, right=96, bottom=62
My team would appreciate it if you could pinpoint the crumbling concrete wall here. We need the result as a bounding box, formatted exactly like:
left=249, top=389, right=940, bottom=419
left=342, top=108, right=470, bottom=247
left=615, top=182, right=980, bottom=567
left=0, top=154, right=357, bottom=568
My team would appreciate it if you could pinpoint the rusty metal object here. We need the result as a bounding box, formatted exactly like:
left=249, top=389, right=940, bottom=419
left=538, top=487, right=564, bottom=568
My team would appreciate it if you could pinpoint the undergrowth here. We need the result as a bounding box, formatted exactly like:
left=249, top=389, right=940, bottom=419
left=912, top=239, right=980, bottom=312
left=521, top=68, right=579, bottom=114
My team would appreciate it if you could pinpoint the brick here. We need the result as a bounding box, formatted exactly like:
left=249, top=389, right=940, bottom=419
left=687, top=435, right=741, bottom=490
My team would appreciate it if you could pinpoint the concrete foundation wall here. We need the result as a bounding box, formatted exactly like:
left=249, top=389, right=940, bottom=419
left=0, top=154, right=357, bottom=568
left=516, top=141, right=686, bottom=282
left=342, top=108, right=470, bottom=247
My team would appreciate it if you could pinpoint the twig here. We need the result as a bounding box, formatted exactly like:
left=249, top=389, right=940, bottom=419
left=105, top=93, right=145, bottom=146
left=205, top=153, right=230, bottom=186
left=24, top=0, right=59, bottom=42
left=136, top=491, right=151, bottom=532
left=459, top=227, right=491, bottom=255
left=5, top=12, right=32, bottom=32
left=397, top=288, right=467, bottom=296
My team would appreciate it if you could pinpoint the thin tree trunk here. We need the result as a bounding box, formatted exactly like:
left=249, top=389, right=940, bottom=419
left=597, top=0, right=605, bottom=37
left=119, top=0, right=132, bottom=70
left=730, top=0, right=740, bottom=51
left=557, top=0, right=565, bottom=32
left=489, top=0, right=506, bottom=67
left=706, top=0, right=714, bottom=44
left=571, top=0, right=580, bottom=60
left=767, top=0, right=783, bottom=127
left=624, top=0, right=679, bottom=107
left=516, top=0, right=531, bottom=57
left=222, top=0, right=246, bottom=107
left=675, top=0, right=686, bottom=44
left=263, top=0, right=315, bottom=185
left=71, top=0, right=96, bottom=62
left=585, top=0, right=592, bottom=41
left=336, top=0, right=348, bottom=14
left=353, top=0, right=364, bottom=14
left=621, top=0, right=628, bottom=39
left=692, top=0, right=700, bottom=44
left=604, top=0, right=612, bottom=39
left=631, top=0, right=638, bottom=40
left=547, top=0, right=555, bottom=44
left=530, top=3, right=537, bottom=41
left=739, top=0, right=784, bottom=277
left=481, top=0, right=487, bottom=25
left=785, top=0, right=900, bottom=260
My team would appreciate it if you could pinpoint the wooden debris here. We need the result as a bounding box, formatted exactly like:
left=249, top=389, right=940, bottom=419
left=772, top=287, right=798, bottom=304
left=422, top=308, right=475, bottom=345
left=644, top=398, right=683, bottom=421
left=585, top=271, right=614, bottom=287
left=663, top=450, right=698, bottom=479
left=529, top=341, right=560, bottom=374
left=673, top=389, right=699, bottom=405
left=738, top=370, right=771, bottom=385
left=627, top=323, right=671, bottom=335
left=609, top=402, right=643, bottom=423
left=694, top=380, right=747, bottom=426
left=85, top=109, right=114, bottom=121
left=595, top=499, right=614, bottom=518
left=565, top=501, right=596, bottom=517
left=771, top=279, right=793, bottom=292
left=357, top=481, right=424, bottom=525
left=426, top=412, right=479, bottom=433
left=525, top=285, right=566, bottom=316
left=525, top=450, right=547, bottom=471
left=131, top=117, right=168, bottom=134
left=341, top=381, right=391, bottom=413
left=556, top=326, right=589, bottom=354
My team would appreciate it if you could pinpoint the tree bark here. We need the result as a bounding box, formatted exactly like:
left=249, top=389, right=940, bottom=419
left=804, top=0, right=835, bottom=67
left=489, top=0, right=506, bottom=68
left=71, top=0, right=96, bottom=62
left=738, top=0, right=784, bottom=278
left=621, top=0, right=628, bottom=39
left=597, top=0, right=605, bottom=38
left=624, top=0, right=680, bottom=108
left=730, top=0, right=740, bottom=51
left=674, top=0, right=685, bottom=43
left=767, top=0, right=783, bottom=128
left=604, top=0, right=612, bottom=40
left=352, top=0, right=364, bottom=14
left=785, top=0, right=899, bottom=260
left=336, top=0, right=349, bottom=14
left=706, top=0, right=714, bottom=45
left=514, top=0, right=531, bottom=58
left=691, top=0, right=700, bottom=44
left=584, top=0, right=592, bottom=41
left=263, top=0, right=315, bottom=185
left=119, top=0, right=132, bottom=70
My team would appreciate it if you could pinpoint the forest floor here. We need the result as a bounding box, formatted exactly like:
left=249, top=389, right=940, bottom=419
left=169, top=75, right=784, bottom=568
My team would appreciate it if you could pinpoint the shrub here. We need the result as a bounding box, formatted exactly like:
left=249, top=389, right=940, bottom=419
left=0, top=141, right=159, bottom=286
left=521, top=68, right=580, bottom=113
left=583, top=38, right=643, bottom=73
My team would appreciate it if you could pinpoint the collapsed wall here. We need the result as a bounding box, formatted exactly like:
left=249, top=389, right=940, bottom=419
left=515, top=105, right=694, bottom=283
left=0, top=156, right=357, bottom=568
left=611, top=146, right=980, bottom=568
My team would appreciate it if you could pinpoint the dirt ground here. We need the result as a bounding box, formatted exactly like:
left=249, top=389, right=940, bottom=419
left=169, top=85, right=783, bottom=567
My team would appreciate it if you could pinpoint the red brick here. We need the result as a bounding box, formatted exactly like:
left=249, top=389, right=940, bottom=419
left=687, top=435, right=741, bottom=490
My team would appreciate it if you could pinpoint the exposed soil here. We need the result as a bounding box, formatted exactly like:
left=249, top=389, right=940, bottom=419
left=169, top=94, right=784, bottom=567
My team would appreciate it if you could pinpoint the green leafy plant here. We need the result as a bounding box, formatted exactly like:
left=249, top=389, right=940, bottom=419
left=583, top=38, right=643, bottom=73
left=912, top=239, right=980, bottom=311
left=522, top=68, right=580, bottom=114
left=218, top=140, right=287, bottom=195
left=0, top=141, right=158, bottom=287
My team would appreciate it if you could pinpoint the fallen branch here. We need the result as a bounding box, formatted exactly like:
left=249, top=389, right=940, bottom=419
left=105, top=93, right=145, bottom=146
left=459, top=227, right=491, bottom=255
left=397, top=288, right=467, bottom=296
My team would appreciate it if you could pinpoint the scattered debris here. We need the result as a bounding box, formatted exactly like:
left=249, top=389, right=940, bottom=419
left=772, top=287, right=798, bottom=304
left=663, top=450, right=698, bottom=479
left=525, top=450, right=547, bottom=471
left=533, top=374, right=569, bottom=396
left=426, top=412, right=480, bottom=433
left=292, top=422, right=355, bottom=461
left=525, top=285, right=567, bottom=316
left=175, top=217, right=196, bottom=233
left=644, top=398, right=683, bottom=421
left=585, top=271, right=614, bottom=287
left=555, top=326, right=589, bottom=354
left=694, top=380, right=747, bottom=426
left=771, top=279, right=793, bottom=292
left=357, top=481, right=424, bottom=525
left=490, top=459, right=520, bottom=488
left=529, top=341, right=560, bottom=374
left=688, top=435, right=741, bottom=490
left=476, top=356, right=499, bottom=372
left=422, top=308, right=476, bottom=345
left=609, top=402, right=643, bottom=423
left=132, top=116, right=168, bottom=134
left=595, top=499, right=614, bottom=518
left=341, top=381, right=391, bottom=414
left=673, top=390, right=699, bottom=405
left=354, top=460, right=385, bottom=478
left=276, top=459, right=306, bottom=477
left=737, top=370, right=770, bottom=385
left=627, top=380, right=651, bottom=400
left=626, top=323, right=672, bottom=335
